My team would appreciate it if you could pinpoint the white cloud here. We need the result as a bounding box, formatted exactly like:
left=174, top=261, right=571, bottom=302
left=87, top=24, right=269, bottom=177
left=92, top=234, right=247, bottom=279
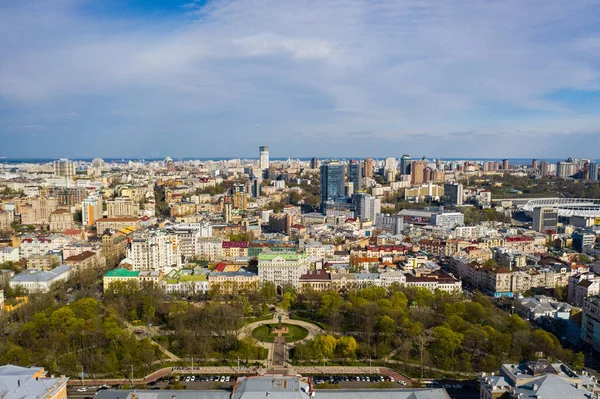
left=0, top=0, right=599, bottom=156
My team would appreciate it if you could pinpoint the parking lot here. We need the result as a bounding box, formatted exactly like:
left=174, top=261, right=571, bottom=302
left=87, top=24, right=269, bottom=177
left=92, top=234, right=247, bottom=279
left=308, top=374, right=408, bottom=388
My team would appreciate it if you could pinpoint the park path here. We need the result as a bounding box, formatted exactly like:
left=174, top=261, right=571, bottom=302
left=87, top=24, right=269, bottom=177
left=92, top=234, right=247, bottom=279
left=123, top=321, right=180, bottom=363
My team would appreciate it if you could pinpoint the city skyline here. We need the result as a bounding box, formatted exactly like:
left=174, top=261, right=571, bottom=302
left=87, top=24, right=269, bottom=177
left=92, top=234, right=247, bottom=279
left=1, top=0, right=600, bottom=158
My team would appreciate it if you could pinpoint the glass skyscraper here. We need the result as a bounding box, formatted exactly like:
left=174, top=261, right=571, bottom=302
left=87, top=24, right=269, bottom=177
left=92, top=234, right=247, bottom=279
left=348, top=160, right=362, bottom=191
left=320, top=161, right=345, bottom=214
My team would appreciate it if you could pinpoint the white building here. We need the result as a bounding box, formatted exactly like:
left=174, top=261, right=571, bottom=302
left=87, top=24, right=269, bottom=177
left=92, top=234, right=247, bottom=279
left=166, top=222, right=213, bottom=261
left=0, top=247, right=19, bottom=263
left=127, top=230, right=181, bottom=273
left=10, top=265, right=72, bottom=293
left=259, top=146, right=269, bottom=170
left=196, top=238, right=223, bottom=261
left=376, top=214, right=404, bottom=235
left=432, top=212, right=465, bottom=228
left=257, top=253, right=308, bottom=289
left=355, top=193, right=381, bottom=222
left=82, top=195, right=103, bottom=227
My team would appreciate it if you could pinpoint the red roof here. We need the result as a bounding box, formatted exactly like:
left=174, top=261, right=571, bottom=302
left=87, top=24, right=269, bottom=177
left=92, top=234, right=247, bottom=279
left=214, top=262, right=227, bottom=272
left=506, top=236, right=534, bottom=242
left=63, top=229, right=83, bottom=235
left=222, top=241, right=248, bottom=249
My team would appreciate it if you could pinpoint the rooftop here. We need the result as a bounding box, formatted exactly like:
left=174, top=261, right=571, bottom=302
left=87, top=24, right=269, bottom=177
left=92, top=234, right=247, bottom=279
left=11, top=265, right=72, bottom=283
left=104, top=268, right=140, bottom=278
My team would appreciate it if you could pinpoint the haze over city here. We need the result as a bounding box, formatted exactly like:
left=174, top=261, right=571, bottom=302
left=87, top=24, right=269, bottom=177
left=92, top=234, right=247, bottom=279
left=1, top=0, right=600, bottom=158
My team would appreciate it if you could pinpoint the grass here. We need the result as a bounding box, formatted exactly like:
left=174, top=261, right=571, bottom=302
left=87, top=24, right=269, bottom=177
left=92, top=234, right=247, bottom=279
left=252, top=323, right=309, bottom=343
left=290, top=315, right=328, bottom=330
left=245, top=314, right=274, bottom=325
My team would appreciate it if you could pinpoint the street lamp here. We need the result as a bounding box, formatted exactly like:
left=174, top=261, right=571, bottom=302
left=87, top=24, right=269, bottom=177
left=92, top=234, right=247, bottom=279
left=236, top=355, right=240, bottom=373
left=126, top=364, right=134, bottom=384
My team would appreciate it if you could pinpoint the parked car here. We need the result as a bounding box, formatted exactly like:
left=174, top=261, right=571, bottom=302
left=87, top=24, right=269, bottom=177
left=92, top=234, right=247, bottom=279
left=77, top=388, right=87, bottom=392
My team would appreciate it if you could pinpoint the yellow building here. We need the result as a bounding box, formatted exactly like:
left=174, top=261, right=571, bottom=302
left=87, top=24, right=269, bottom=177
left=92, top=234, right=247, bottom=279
left=208, top=269, right=259, bottom=295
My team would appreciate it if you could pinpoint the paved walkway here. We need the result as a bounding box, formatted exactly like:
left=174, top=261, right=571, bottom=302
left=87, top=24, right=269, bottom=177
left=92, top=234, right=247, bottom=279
left=124, top=321, right=180, bottom=363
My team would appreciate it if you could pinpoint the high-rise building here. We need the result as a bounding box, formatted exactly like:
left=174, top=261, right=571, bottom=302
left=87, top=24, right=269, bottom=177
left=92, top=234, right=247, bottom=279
left=81, top=195, right=103, bottom=227
left=107, top=197, right=139, bottom=218
left=557, top=160, right=576, bottom=178
left=400, top=155, right=411, bottom=175
left=165, top=157, right=175, bottom=173
left=354, top=193, right=381, bottom=222
left=363, top=158, right=374, bottom=178
left=54, top=158, right=75, bottom=178
left=348, top=160, right=362, bottom=191
left=531, top=159, right=539, bottom=170
left=128, top=230, right=181, bottom=272
left=590, top=162, right=599, bottom=181
left=444, top=183, right=464, bottom=205
left=223, top=196, right=233, bottom=224
left=259, top=146, right=270, bottom=170
left=423, top=167, right=432, bottom=183
left=320, top=161, right=345, bottom=214
left=411, top=160, right=426, bottom=185
left=540, top=161, right=551, bottom=176
left=502, top=159, right=509, bottom=170
left=384, top=157, right=396, bottom=183
left=251, top=177, right=262, bottom=198
left=310, top=157, right=319, bottom=169
left=532, top=207, right=558, bottom=233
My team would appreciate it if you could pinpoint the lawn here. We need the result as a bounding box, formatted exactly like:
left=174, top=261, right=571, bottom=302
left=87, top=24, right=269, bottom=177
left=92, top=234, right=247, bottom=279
left=252, top=323, right=309, bottom=343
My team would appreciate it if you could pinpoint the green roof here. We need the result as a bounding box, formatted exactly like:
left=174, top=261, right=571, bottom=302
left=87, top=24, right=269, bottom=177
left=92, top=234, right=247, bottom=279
left=104, top=268, right=139, bottom=277
left=257, top=253, right=304, bottom=261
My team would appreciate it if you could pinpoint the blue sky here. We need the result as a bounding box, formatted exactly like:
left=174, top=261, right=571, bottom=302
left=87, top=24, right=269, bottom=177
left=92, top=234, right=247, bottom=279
left=1, top=0, right=600, bottom=158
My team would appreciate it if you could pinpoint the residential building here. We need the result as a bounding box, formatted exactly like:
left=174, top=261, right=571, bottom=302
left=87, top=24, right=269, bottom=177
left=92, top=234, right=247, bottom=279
left=354, top=193, right=381, bottom=222
left=27, top=254, right=61, bottom=271
left=269, top=213, right=292, bottom=235
left=568, top=273, right=600, bottom=306
left=411, top=160, right=426, bottom=185
left=0, top=247, right=19, bottom=263
left=221, top=241, right=249, bottom=258
left=48, top=186, right=87, bottom=206
left=209, top=269, right=259, bottom=295
left=582, top=296, right=600, bottom=352
left=590, top=162, right=599, bottom=182
left=96, top=217, right=141, bottom=231
left=101, top=231, right=128, bottom=268
left=82, top=195, right=103, bottom=227
left=0, top=365, right=68, bottom=399
left=10, top=265, right=72, bottom=293
left=532, top=207, right=558, bottom=233
left=103, top=268, right=141, bottom=291
left=162, top=268, right=209, bottom=295
left=376, top=214, right=404, bottom=235
left=320, top=161, right=345, bottom=214
left=0, top=209, right=12, bottom=231
left=107, top=197, right=139, bottom=218
left=557, top=160, right=577, bottom=178
left=64, top=250, right=105, bottom=270
left=299, top=270, right=332, bottom=292
left=21, top=197, right=59, bottom=226
left=432, top=212, right=464, bottom=228
left=259, top=146, right=269, bottom=170
left=479, top=360, right=599, bottom=399
left=257, top=253, right=309, bottom=289
left=363, top=158, right=374, bottom=178
left=517, top=295, right=575, bottom=321
left=196, top=238, right=223, bottom=261
left=49, top=208, right=73, bottom=231
left=127, top=230, right=181, bottom=272
left=166, top=223, right=213, bottom=261
left=53, top=158, right=75, bottom=178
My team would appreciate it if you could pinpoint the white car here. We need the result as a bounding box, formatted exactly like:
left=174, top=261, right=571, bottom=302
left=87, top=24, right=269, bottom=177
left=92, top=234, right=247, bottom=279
left=398, top=381, right=406, bottom=386
left=77, top=388, right=87, bottom=392
left=190, top=376, right=195, bottom=382
left=225, top=376, right=230, bottom=382
left=220, top=376, right=226, bottom=382
left=185, top=376, right=190, bottom=382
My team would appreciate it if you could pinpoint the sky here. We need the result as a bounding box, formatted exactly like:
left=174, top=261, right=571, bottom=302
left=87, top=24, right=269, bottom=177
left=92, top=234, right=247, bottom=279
left=1, top=0, right=600, bottom=159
